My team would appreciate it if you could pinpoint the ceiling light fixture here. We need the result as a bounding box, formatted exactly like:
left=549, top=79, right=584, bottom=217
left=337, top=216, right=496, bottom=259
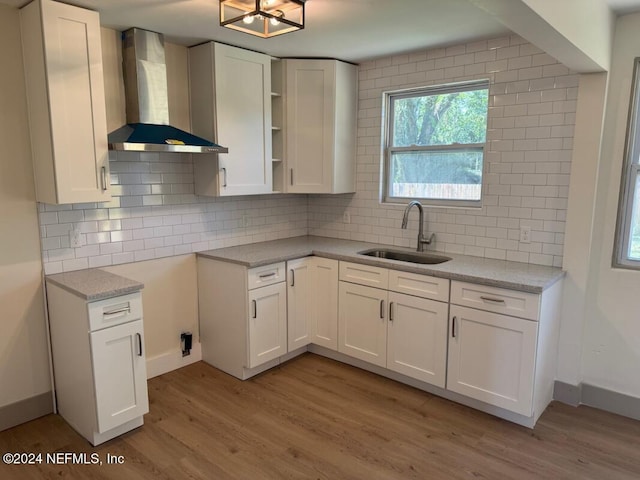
left=220, top=0, right=305, bottom=38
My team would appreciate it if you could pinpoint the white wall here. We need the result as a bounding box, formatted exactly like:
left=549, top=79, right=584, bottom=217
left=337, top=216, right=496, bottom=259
left=572, top=12, right=640, bottom=397
left=0, top=4, right=51, bottom=408
left=310, top=34, right=577, bottom=267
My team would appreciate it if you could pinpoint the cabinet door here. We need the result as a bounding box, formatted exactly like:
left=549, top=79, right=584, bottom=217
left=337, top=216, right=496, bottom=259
left=311, top=257, right=339, bottom=350
left=22, top=0, right=110, bottom=204
left=387, top=292, right=448, bottom=387
left=447, top=305, right=538, bottom=416
left=214, top=43, right=272, bottom=196
left=338, top=282, right=387, bottom=367
left=287, top=258, right=313, bottom=351
left=286, top=59, right=335, bottom=193
left=90, top=319, right=149, bottom=434
left=248, top=283, right=287, bottom=368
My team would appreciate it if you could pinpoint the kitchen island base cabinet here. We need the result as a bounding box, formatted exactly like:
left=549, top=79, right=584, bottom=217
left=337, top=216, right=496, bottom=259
left=46, top=284, right=148, bottom=446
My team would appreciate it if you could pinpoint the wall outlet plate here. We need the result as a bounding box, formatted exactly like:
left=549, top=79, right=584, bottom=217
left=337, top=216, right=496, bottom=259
left=242, top=214, right=249, bottom=227
left=69, top=226, right=85, bottom=248
left=520, top=226, right=531, bottom=244
left=343, top=211, right=351, bottom=224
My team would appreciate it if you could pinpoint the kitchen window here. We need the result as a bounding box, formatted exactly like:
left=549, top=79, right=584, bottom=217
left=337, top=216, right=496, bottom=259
left=615, top=58, right=640, bottom=268
left=382, top=80, right=489, bottom=207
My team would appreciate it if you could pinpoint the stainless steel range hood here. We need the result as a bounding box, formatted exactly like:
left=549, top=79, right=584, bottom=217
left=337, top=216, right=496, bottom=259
left=108, top=28, right=228, bottom=154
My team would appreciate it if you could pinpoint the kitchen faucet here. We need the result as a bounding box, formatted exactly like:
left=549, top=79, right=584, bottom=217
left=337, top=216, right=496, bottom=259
left=401, top=200, right=435, bottom=252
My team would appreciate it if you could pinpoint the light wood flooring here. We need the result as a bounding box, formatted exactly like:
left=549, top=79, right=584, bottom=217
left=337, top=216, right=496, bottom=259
left=1, top=353, right=640, bottom=479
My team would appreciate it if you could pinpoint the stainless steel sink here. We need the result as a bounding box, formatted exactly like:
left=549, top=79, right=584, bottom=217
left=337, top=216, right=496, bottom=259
left=358, top=249, right=451, bottom=265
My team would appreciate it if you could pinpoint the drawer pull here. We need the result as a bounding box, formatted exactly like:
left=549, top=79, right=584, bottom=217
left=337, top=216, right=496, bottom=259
left=252, top=299, right=257, bottom=319
left=389, top=302, right=394, bottom=322
left=480, top=296, right=506, bottom=304
left=452, top=316, right=457, bottom=338
left=290, top=269, right=295, bottom=287
left=380, top=300, right=385, bottom=319
left=136, top=333, right=143, bottom=356
left=102, top=305, right=130, bottom=319
left=259, top=272, right=277, bottom=279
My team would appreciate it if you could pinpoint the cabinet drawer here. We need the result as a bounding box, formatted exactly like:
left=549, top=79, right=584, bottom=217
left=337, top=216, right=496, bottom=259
left=450, top=281, right=540, bottom=321
left=388, top=270, right=449, bottom=302
left=248, top=262, right=286, bottom=290
left=88, top=292, right=143, bottom=331
left=339, top=261, right=388, bottom=289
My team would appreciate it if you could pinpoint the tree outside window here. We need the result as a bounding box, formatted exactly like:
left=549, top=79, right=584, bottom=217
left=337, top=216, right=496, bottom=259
left=383, top=81, right=489, bottom=206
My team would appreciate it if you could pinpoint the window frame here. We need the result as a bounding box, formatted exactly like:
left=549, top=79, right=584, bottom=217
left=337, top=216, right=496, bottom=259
left=382, top=79, right=490, bottom=208
left=614, top=57, right=640, bottom=269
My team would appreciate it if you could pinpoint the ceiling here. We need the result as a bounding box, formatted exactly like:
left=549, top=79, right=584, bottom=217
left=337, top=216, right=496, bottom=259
left=2, top=0, right=640, bottom=63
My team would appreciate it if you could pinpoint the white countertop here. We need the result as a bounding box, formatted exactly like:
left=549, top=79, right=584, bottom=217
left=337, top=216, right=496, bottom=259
left=197, top=236, right=564, bottom=293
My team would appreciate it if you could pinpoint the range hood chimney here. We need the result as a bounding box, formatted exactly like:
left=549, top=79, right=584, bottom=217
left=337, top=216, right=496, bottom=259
left=108, top=28, right=228, bottom=154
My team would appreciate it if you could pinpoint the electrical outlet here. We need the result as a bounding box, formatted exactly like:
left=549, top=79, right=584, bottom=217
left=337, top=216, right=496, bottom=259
left=519, top=226, right=531, bottom=244
left=69, top=226, right=84, bottom=248
left=343, top=211, right=351, bottom=224
left=242, top=214, right=250, bottom=227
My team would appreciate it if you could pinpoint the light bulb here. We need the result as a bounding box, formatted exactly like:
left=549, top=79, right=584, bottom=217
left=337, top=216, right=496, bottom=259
left=270, top=17, right=280, bottom=26
left=242, top=14, right=254, bottom=24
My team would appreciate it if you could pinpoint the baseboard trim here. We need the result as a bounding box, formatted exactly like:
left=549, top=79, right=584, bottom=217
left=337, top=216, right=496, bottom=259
left=146, top=342, right=203, bottom=379
left=0, top=392, right=54, bottom=432
left=553, top=381, right=582, bottom=407
left=554, top=381, right=640, bottom=421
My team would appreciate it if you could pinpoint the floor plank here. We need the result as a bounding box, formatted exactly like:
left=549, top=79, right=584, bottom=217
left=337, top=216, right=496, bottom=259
left=1, top=354, right=639, bottom=479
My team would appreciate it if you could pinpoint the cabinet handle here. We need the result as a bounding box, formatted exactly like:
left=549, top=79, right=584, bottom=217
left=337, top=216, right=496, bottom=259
left=380, top=299, right=385, bottom=319
left=102, top=306, right=130, bottom=319
left=480, top=296, right=506, bottom=304
left=389, top=302, right=394, bottom=322
left=451, top=316, right=457, bottom=338
left=101, top=166, right=107, bottom=191
left=252, top=299, right=257, bottom=319
left=290, top=168, right=294, bottom=186
left=221, top=167, right=227, bottom=187
left=259, top=272, right=276, bottom=279
left=136, top=333, right=143, bottom=356
left=290, top=269, right=295, bottom=287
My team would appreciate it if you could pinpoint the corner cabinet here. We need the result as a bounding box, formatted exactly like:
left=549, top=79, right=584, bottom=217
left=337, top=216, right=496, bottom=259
left=20, top=0, right=111, bottom=204
left=284, top=59, right=357, bottom=194
left=46, top=285, right=148, bottom=446
left=287, top=257, right=339, bottom=352
left=189, top=42, right=272, bottom=196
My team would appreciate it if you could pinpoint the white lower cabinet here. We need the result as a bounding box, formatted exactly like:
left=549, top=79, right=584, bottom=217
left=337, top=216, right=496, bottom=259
left=338, top=262, right=450, bottom=386
left=46, top=284, right=148, bottom=445
left=248, top=282, right=287, bottom=368
left=198, top=254, right=562, bottom=427
left=387, top=292, right=449, bottom=388
left=287, top=257, right=339, bottom=351
left=447, top=305, right=538, bottom=416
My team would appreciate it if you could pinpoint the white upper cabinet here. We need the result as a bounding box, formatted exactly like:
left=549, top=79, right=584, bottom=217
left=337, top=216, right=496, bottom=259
left=20, top=0, right=110, bottom=204
left=189, top=42, right=272, bottom=196
left=284, top=59, right=357, bottom=194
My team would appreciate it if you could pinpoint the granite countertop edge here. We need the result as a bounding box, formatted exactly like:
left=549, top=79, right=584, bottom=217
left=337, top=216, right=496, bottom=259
left=46, top=269, right=144, bottom=301
left=197, top=236, right=566, bottom=294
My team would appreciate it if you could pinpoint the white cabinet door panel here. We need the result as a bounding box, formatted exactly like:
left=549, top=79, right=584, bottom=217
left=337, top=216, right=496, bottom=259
left=248, top=282, right=287, bottom=367
left=387, top=292, right=448, bottom=387
left=338, top=282, right=387, bottom=367
left=90, top=319, right=148, bottom=433
left=447, top=305, right=537, bottom=416
left=311, top=257, right=339, bottom=350
left=287, top=258, right=313, bottom=351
